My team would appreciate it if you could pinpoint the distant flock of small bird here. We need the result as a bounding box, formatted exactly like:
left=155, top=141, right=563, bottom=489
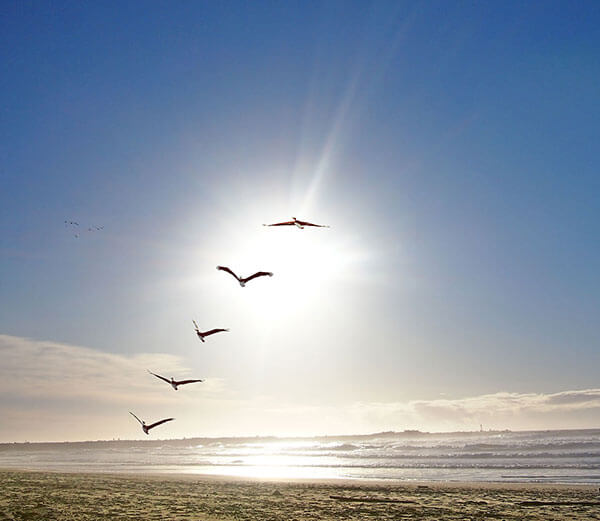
left=64, top=220, right=103, bottom=238
left=125, top=216, right=330, bottom=435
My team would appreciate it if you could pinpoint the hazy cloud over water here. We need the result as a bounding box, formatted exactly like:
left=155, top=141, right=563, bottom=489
left=0, top=334, right=187, bottom=403
left=1, top=334, right=598, bottom=441
left=0, top=334, right=228, bottom=441
left=349, top=390, right=600, bottom=432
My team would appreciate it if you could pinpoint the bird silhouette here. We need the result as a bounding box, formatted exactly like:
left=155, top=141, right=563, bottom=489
left=147, top=370, right=203, bottom=390
left=193, top=320, right=228, bottom=342
left=129, top=412, right=174, bottom=435
left=263, top=217, right=329, bottom=229
left=216, top=266, right=273, bottom=287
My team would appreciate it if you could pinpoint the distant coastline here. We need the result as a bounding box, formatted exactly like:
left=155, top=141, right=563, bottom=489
left=2, top=427, right=598, bottom=448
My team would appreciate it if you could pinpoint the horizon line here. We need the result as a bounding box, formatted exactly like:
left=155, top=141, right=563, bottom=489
left=3, top=426, right=600, bottom=446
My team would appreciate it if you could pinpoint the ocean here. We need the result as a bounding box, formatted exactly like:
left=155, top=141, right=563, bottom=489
left=1, top=429, right=599, bottom=484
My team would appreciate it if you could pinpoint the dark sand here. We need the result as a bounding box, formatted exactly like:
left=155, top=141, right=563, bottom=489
left=1, top=469, right=599, bottom=520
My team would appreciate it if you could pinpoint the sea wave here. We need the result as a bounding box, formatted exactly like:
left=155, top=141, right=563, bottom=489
left=2, top=429, right=600, bottom=483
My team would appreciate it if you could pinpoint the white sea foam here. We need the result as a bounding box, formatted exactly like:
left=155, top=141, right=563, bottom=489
left=1, top=429, right=599, bottom=483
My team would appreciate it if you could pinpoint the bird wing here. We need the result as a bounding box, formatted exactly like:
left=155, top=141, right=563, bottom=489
left=129, top=412, right=144, bottom=426
left=217, top=266, right=240, bottom=281
left=242, top=271, right=273, bottom=283
left=148, top=370, right=171, bottom=385
left=192, top=320, right=200, bottom=333
left=176, top=379, right=204, bottom=385
left=296, top=220, right=329, bottom=227
left=263, top=220, right=295, bottom=227
left=202, top=328, right=229, bottom=337
left=147, top=418, right=175, bottom=430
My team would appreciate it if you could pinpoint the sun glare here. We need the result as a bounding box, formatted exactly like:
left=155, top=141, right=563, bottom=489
left=218, top=222, right=365, bottom=321
left=174, top=184, right=375, bottom=367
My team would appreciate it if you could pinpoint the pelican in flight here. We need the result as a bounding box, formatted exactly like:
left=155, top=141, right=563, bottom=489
left=148, top=370, right=203, bottom=390
left=217, top=266, right=273, bottom=287
left=193, top=320, right=229, bottom=342
left=263, top=217, right=329, bottom=229
left=129, top=412, right=174, bottom=435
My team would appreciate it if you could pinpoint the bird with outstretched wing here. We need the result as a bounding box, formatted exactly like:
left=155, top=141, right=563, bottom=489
left=148, top=370, right=204, bottom=390
left=129, top=412, right=175, bottom=435
left=193, top=320, right=229, bottom=342
left=263, top=217, right=329, bottom=229
left=216, top=266, right=273, bottom=287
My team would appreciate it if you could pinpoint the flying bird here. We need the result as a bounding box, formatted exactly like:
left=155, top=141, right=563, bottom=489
left=263, top=217, right=329, bottom=229
left=193, top=320, right=228, bottom=342
left=129, top=412, right=174, bottom=435
left=216, top=266, right=273, bottom=287
left=147, top=370, right=204, bottom=390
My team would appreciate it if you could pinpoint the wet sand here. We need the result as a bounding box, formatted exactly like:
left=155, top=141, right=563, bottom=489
left=1, top=469, right=598, bottom=520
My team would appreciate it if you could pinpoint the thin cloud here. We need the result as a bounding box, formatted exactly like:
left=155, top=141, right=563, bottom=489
left=2, top=334, right=599, bottom=441
left=0, top=334, right=233, bottom=441
left=349, top=389, right=600, bottom=432
left=0, top=334, right=192, bottom=404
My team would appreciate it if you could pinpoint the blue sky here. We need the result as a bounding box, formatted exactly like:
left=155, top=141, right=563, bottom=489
left=1, top=1, right=600, bottom=441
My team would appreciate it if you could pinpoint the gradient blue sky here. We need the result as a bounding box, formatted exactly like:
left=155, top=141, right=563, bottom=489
left=1, top=1, right=600, bottom=441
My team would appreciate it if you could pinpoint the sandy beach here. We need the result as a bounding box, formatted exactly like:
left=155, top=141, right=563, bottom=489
left=1, top=470, right=598, bottom=520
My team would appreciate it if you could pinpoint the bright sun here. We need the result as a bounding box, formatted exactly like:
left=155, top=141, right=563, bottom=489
left=176, top=190, right=373, bottom=348
left=218, top=223, right=363, bottom=321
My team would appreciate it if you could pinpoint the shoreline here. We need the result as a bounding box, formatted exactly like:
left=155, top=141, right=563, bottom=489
left=1, top=466, right=597, bottom=490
